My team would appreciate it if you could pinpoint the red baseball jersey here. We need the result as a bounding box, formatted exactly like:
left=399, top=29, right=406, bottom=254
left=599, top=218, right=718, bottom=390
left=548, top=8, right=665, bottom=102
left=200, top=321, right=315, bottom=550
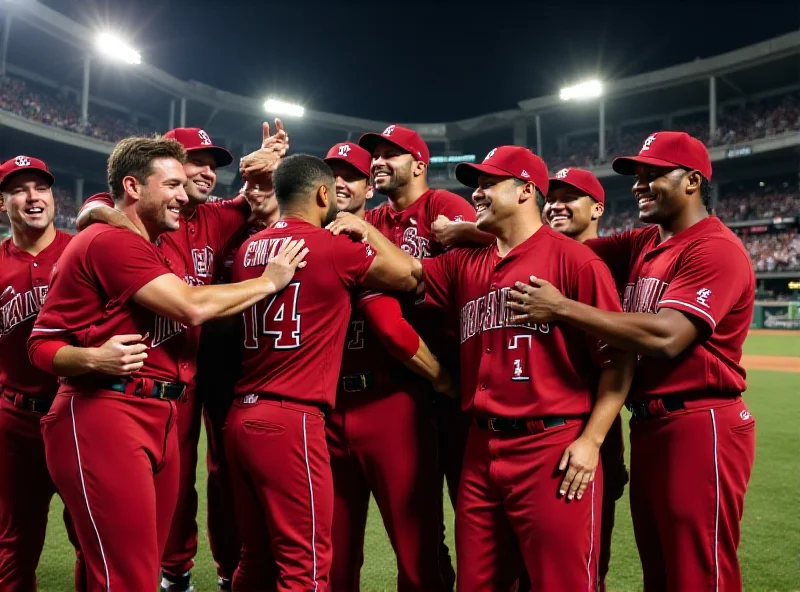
left=586, top=217, right=755, bottom=401
left=29, top=225, right=195, bottom=384
left=422, top=226, right=621, bottom=419
left=0, top=231, right=72, bottom=399
left=232, top=219, right=376, bottom=407
left=339, top=291, right=402, bottom=376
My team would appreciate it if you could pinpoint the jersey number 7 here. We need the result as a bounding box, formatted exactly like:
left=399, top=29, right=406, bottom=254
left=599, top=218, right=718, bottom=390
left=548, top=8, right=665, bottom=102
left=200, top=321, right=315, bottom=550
left=243, top=282, right=302, bottom=350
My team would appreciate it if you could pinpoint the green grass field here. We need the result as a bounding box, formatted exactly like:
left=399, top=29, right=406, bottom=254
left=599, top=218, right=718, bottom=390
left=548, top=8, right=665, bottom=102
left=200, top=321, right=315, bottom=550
left=34, top=332, right=800, bottom=591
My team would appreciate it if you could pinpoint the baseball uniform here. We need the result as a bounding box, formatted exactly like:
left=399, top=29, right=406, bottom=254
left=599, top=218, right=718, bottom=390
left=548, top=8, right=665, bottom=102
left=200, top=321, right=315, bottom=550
left=327, top=291, right=455, bottom=591
left=0, top=229, right=87, bottom=592
left=80, top=190, right=250, bottom=582
left=226, top=218, right=375, bottom=592
left=28, top=225, right=194, bottom=591
left=587, top=217, right=756, bottom=591
left=367, top=188, right=476, bottom=506
left=422, top=225, right=623, bottom=591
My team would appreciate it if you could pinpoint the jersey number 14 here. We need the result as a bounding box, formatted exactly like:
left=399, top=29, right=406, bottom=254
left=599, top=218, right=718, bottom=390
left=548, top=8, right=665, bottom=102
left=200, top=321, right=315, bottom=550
left=243, top=282, right=302, bottom=350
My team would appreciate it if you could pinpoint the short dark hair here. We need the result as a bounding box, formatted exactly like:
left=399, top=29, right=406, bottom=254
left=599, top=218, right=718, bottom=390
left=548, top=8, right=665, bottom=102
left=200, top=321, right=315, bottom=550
left=511, top=177, right=547, bottom=208
left=273, top=154, right=335, bottom=209
left=108, top=136, right=187, bottom=201
left=700, top=177, right=711, bottom=213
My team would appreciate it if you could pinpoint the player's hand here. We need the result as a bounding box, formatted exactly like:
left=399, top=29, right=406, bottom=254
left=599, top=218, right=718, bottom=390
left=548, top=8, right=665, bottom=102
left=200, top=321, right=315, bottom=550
left=262, top=238, right=308, bottom=293
left=505, top=276, right=567, bottom=324
left=431, top=367, right=457, bottom=399
left=240, top=119, right=290, bottom=183
left=431, top=215, right=459, bottom=247
left=558, top=434, right=600, bottom=501
left=326, top=212, right=369, bottom=242
left=90, top=333, right=149, bottom=375
left=78, top=204, right=143, bottom=237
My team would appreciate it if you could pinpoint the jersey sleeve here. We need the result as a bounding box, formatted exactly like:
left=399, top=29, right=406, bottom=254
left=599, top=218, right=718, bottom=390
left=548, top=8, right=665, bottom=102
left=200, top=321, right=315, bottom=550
left=88, top=230, right=173, bottom=304
left=79, top=192, right=114, bottom=214
left=431, top=191, right=476, bottom=223
left=657, top=238, right=753, bottom=332
left=360, top=294, right=420, bottom=361
left=421, top=250, right=458, bottom=310
left=571, top=258, right=624, bottom=367
left=585, top=231, right=635, bottom=289
left=201, top=196, right=251, bottom=253
left=332, top=235, right=377, bottom=289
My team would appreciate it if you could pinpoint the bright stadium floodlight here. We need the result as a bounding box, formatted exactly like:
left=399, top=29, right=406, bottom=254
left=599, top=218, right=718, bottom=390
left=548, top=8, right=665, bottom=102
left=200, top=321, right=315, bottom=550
left=560, top=79, right=603, bottom=101
left=264, top=98, right=305, bottom=118
left=95, top=32, right=141, bottom=65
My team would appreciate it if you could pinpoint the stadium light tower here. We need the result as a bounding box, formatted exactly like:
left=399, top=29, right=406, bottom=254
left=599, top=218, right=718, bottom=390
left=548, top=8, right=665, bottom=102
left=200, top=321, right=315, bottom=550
left=264, top=98, right=305, bottom=118
left=559, top=79, right=603, bottom=101
left=94, top=32, right=141, bottom=65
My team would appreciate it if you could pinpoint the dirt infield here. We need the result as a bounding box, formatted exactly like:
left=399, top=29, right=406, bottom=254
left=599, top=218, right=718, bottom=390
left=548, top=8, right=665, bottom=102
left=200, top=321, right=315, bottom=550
left=742, top=355, right=800, bottom=373
left=748, top=329, right=799, bottom=337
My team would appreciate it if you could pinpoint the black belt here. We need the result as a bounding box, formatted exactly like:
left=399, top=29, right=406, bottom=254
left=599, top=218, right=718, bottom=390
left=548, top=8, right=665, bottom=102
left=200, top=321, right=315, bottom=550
left=626, top=395, right=685, bottom=420
left=340, top=366, right=418, bottom=393
left=476, top=416, right=568, bottom=434
left=3, top=392, right=52, bottom=414
left=65, top=378, right=186, bottom=401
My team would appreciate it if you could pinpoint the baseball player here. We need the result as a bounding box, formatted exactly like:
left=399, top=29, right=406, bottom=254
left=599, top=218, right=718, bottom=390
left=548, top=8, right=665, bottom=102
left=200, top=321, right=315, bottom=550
left=322, top=142, right=456, bottom=591
left=77, top=123, right=286, bottom=592
left=225, top=154, right=425, bottom=591
left=27, top=136, right=307, bottom=591
left=507, top=131, right=756, bottom=591
left=411, top=145, right=636, bottom=591
left=358, top=124, right=484, bottom=510
left=542, top=167, right=628, bottom=591
left=0, top=156, right=87, bottom=592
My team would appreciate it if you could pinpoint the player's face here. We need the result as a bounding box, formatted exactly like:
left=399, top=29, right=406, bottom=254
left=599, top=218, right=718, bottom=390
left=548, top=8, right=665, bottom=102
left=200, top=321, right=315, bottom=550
left=137, top=157, right=189, bottom=232
left=183, top=151, right=217, bottom=204
left=243, top=183, right=278, bottom=225
left=472, top=174, right=525, bottom=233
left=632, top=164, right=686, bottom=224
left=330, top=162, right=372, bottom=213
left=371, top=140, right=414, bottom=195
left=0, top=172, right=55, bottom=231
left=322, top=182, right=339, bottom=227
left=544, top=187, right=602, bottom=237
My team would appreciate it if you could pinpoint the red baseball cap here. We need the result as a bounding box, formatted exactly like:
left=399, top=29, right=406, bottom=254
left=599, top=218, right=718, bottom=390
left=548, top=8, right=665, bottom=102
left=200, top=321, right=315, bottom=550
left=612, top=131, right=712, bottom=181
left=324, top=142, right=371, bottom=178
left=548, top=167, right=605, bottom=204
left=0, top=155, right=55, bottom=190
left=164, top=127, right=233, bottom=168
left=358, top=124, right=430, bottom=165
left=455, top=146, right=549, bottom=194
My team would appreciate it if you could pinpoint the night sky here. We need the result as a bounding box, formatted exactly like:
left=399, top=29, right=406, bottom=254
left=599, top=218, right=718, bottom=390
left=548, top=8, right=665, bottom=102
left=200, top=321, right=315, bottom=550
left=39, top=0, right=800, bottom=122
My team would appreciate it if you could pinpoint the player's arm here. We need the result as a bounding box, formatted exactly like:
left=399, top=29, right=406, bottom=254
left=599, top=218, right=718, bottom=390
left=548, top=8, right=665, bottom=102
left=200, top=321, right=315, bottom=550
left=360, top=295, right=454, bottom=396
left=507, top=240, right=751, bottom=359
left=432, top=216, right=494, bottom=247
left=76, top=194, right=142, bottom=235
left=29, top=335, right=150, bottom=377
left=327, top=213, right=420, bottom=291
left=133, top=239, right=308, bottom=326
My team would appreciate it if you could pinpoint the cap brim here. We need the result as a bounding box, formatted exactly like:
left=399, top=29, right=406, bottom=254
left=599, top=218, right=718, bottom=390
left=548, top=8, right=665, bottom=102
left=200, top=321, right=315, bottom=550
left=547, top=178, right=600, bottom=202
left=358, top=132, right=410, bottom=157
left=0, top=168, right=55, bottom=191
left=612, top=155, right=680, bottom=176
left=187, top=145, right=233, bottom=168
left=323, top=156, right=370, bottom=179
left=455, top=163, right=513, bottom=188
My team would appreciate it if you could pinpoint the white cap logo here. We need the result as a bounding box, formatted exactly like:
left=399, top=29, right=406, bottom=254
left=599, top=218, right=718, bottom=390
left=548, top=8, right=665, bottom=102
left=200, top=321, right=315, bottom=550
left=641, top=134, right=657, bottom=152
left=521, top=170, right=530, bottom=178
left=555, top=168, right=569, bottom=179
left=383, top=125, right=396, bottom=136
left=484, top=148, right=497, bottom=162
left=198, top=130, right=212, bottom=145
left=338, top=144, right=351, bottom=157
left=14, top=156, right=31, bottom=167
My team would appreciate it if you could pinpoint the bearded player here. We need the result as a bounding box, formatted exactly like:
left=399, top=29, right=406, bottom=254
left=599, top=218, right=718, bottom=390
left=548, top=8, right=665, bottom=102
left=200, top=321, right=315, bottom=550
left=376, top=145, right=636, bottom=591
left=508, top=132, right=756, bottom=591
left=27, top=136, right=306, bottom=591
left=226, top=154, right=430, bottom=591
left=542, top=167, right=628, bottom=591
left=323, top=142, right=455, bottom=590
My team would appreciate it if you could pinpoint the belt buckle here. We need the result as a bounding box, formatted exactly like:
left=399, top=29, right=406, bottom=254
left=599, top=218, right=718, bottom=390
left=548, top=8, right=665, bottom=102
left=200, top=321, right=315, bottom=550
left=154, top=382, right=169, bottom=400
left=343, top=375, right=367, bottom=393
left=487, top=418, right=498, bottom=431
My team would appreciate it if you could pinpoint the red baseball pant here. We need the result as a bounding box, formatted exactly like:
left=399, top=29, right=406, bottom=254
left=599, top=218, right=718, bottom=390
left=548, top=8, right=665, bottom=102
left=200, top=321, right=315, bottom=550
left=455, top=420, right=602, bottom=592
left=629, top=396, right=755, bottom=592
left=161, top=384, right=202, bottom=578
left=225, top=397, right=332, bottom=592
left=0, top=395, right=85, bottom=592
left=326, top=386, right=455, bottom=591
left=41, top=390, right=179, bottom=592
left=433, top=393, right=470, bottom=507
